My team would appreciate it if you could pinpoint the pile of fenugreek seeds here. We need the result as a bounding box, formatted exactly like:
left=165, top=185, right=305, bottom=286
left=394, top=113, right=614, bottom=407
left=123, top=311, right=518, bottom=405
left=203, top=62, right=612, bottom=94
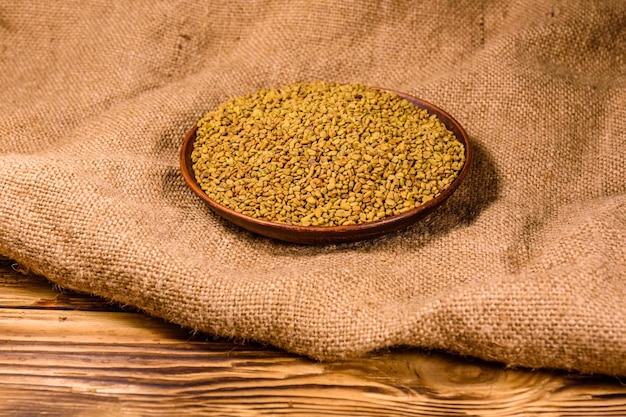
left=191, top=82, right=465, bottom=227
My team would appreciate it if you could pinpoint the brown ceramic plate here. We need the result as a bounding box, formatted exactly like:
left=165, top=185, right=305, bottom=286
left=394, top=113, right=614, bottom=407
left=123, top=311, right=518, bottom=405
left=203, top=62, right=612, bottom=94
left=180, top=90, right=472, bottom=244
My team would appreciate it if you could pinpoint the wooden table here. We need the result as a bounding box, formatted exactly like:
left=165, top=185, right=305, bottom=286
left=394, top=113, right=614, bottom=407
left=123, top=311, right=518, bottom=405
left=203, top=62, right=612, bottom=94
left=1, top=257, right=625, bottom=416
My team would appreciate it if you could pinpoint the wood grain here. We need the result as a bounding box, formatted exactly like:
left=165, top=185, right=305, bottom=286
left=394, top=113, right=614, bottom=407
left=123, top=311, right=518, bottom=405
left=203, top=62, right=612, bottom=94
left=0, top=260, right=625, bottom=416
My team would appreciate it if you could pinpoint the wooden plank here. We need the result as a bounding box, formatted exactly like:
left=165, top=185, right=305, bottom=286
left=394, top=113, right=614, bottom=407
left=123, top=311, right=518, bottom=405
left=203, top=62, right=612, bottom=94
left=0, top=260, right=125, bottom=311
left=1, top=261, right=625, bottom=416
left=1, top=309, right=625, bottom=416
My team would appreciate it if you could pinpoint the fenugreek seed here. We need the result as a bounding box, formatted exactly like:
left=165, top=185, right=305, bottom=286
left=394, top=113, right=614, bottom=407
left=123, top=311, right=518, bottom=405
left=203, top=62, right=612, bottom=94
left=335, top=209, right=349, bottom=217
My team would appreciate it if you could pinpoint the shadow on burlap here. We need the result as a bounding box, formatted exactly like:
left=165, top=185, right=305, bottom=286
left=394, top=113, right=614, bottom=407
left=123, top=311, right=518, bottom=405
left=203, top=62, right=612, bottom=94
left=0, top=1, right=624, bottom=375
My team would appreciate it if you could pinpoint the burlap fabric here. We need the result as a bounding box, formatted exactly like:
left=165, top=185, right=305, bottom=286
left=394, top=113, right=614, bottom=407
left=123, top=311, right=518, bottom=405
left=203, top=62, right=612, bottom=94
left=1, top=1, right=625, bottom=376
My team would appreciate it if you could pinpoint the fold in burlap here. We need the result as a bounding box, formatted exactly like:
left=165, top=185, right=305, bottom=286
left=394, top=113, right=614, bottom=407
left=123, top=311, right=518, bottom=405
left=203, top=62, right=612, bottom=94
left=1, top=1, right=624, bottom=375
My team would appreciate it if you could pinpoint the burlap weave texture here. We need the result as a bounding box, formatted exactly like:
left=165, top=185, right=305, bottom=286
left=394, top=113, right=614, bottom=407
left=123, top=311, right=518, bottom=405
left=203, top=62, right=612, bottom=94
left=1, top=1, right=625, bottom=375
